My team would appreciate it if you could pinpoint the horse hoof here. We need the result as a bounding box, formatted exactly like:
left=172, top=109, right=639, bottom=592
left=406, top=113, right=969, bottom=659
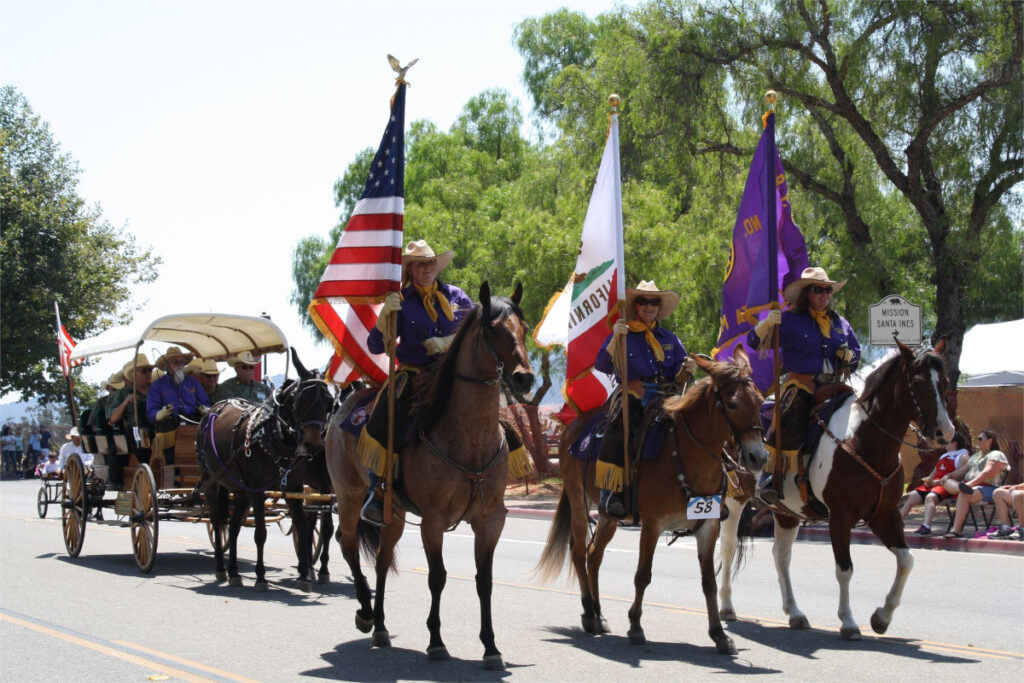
left=598, top=617, right=611, bottom=634
left=228, top=576, right=243, bottom=587
left=215, top=570, right=228, bottom=582
left=427, top=646, right=451, bottom=661
left=789, top=615, right=811, bottom=630
left=317, top=571, right=330, bottom=585
left=870, top=609, right=890, bottom=634
left=372, top=631, right=391, bottom=648
left=581, top=615, right=600, bottom=635
left=719, top=608, right=737, bottom=622
left=483, top=654, right=505, bottom=670
left=840, top=626, right=862, bottom=641
left=297, top=579, right=312, bottom=593
left=254, top=581, right=269, bottom=593
left=627, top=628, right=646, bottom=645
left=716, top=637, right=738, bottom=655
left=355, top=611, right=373, bottom=634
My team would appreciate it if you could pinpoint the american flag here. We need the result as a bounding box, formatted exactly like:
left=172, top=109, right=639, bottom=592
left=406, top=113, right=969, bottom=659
left=308, top=84, right=406, bottom=385
left=55, top=303, right=81, bottom=378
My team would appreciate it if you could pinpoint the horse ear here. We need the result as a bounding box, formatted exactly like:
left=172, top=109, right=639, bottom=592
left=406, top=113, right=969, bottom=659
left=511, top=282, right=523, bottom=306
left=694, top=353, right=714, bottom=373
left=896, top=338, right=915, bottom=363
left=479, top=281, right=492, bottom=317
left=932, top=338, right=947, bottom=356
left=291, top=346, right=312, bottom=380
left=732, top=344, right=750, bottom=370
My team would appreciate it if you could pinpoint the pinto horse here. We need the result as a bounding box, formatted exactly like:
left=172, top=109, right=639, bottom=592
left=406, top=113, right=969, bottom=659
left=325, top=282, right=533, bottom=669
left=196, top=350, right=333, bottom=591
left=535, top=347, right=768, bottom=654
left=718, top=339, right=955, bottom=639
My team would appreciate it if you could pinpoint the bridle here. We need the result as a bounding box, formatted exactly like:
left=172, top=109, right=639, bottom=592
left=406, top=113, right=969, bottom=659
left=676, top=376, right=764, bottom=464
left=862, top=352, right=941, bottom=451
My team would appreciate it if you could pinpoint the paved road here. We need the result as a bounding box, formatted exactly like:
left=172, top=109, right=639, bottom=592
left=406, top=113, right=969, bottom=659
left=1, top=478, right=1021, bottom=681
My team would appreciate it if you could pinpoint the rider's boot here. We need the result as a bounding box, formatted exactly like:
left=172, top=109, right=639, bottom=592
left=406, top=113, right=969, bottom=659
left=599, top=488, right=626, bottom=518
left=360, top=471, right=385, bottom=526
left=756, top=472, right=781, bottom=505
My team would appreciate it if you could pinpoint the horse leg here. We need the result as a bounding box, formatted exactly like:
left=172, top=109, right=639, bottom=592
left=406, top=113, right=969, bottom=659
left=371, top=518, right=403, bottom=647
left=773, top=515, right=809, bottom=629
left=828, top=515, right=861, bottom=639
left=696, top=521, right=736, bottom=655
left=867, top=508, right=914, bottom=635
left=587, top=516, right=618, bottom=633
left=568, top=485, right=604, bottom=634
left=211, top=486, right=228, bottom=582
left=288, top=499, right=312, bottom=592
left=471, top=515, right=505, bottom=670
left=625, top=521, right=660, bottom=645
left=227, top=493, right=248, bottom=587
left=338, top=511, right=374, bottom=632
left=252, top=494, right=269, bottom=591
left=318, top=509, right=333, bottom=584
left=717, top=497, right=742, bottom=622
left=421, top=520, right=451, bottom=661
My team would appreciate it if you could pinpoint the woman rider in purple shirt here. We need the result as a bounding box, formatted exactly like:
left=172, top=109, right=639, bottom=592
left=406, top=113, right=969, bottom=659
left=360, top=239, right=473, bottom=524
left=594, top=281, right=696, bottom=518
left=747, top=266, right=860, bottom=504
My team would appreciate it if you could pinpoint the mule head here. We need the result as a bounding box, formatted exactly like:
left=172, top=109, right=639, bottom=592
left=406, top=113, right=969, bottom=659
left=898, top=338, right=955, bottom=446
left=479, top=280, right=535, bottom=396
left=708, top=344, right=769, bottom=475
left=287, top=377, right=333, bottom=454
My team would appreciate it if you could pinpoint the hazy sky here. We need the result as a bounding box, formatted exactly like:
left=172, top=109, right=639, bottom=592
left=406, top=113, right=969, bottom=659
left=1, top=0, right=633, bottom=389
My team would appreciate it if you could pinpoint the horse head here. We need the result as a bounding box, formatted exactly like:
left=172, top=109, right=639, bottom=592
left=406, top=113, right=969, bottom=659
left=478, top=281, right=535, bottom=396
left=896, top=338, right=956, bottom=446
left=284, top=347, right=333, bottom=453
left=692, top=345, right=769, bottom=475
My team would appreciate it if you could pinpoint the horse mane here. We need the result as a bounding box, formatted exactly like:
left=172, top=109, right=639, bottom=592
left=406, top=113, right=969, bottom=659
left=859, top=348, right=945, bottom=408
left=661, top=359, right=747, bottom=416
left=416, top=295, right=522, bottom=429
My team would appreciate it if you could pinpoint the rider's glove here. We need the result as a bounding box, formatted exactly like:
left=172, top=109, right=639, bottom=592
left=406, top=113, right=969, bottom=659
left=836, top=345, right=855, bottom=363
left=422, top=335, right=454, bottom=356
left=155, top=405, right=174, bottom=421
left=681, top=356, right=697, bottom=376
left=754, top=309, right=782, bottom=339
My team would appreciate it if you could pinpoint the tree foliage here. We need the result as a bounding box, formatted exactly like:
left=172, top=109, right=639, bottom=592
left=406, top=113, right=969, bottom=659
left=1, top=86, right=160, bottom=402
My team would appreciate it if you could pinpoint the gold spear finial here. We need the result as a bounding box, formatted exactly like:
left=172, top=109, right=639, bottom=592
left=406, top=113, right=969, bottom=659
left=387, top=54, right=419, bottom=86
left=766, top=90, right=777, bottom=110
left=609, top=93, right=621, bottom=111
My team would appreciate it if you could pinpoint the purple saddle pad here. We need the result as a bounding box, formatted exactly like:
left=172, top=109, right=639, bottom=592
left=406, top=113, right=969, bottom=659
left=568, top=409, right=607, bottom=462
left=339, top=390, right=377, bottom=437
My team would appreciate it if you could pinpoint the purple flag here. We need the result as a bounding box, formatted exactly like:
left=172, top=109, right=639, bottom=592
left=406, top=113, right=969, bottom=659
left=712, top=111, right=808, bottom=392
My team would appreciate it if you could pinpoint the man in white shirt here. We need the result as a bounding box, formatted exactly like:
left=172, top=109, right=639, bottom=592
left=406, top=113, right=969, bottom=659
left=58, top=427, right=90, bottom=470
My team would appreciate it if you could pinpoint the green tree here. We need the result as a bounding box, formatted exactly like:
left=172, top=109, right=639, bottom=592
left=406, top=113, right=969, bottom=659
left=1, top=86, right=160, bottom=403
left=516, top=1, right=1023, bottom=382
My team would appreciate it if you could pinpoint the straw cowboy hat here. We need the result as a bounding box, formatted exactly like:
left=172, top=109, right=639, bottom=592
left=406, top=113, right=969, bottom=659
left=783, top=266, right=847, bottom=306
left=625, top=281, right=680, bottom=321
left=401, top=239, right=454, bottom=272
left=230, top=351, right=260, bottom=367
left=184, top=358, right=203, bottom=375
left=104, top=372, right=125, bottom=392
left=199, top=359, right=221, bottom=375
left=122, top=353, right=154, bottom=382
left=156, top=346, right=194, bottom=370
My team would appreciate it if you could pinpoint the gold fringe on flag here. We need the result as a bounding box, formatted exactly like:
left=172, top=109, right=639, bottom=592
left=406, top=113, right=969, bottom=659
left=595, top=461, right=624, bottom=492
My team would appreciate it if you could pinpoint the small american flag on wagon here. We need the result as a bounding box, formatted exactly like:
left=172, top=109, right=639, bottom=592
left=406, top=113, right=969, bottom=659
left=308, top=84, right=407, bottom=386
left=55, top=303, right=81, bottom=378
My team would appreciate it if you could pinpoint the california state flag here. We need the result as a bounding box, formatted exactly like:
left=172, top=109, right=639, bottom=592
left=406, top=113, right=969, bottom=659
left=534, top=109, right=625, bottom=423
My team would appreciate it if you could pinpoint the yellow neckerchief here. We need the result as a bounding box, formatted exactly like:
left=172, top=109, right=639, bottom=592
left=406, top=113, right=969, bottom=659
left=413, top=282, right=454, bottom=323
left=626, top=320, right=665, bottom=361
left=810, top=308, right=832, bottom=338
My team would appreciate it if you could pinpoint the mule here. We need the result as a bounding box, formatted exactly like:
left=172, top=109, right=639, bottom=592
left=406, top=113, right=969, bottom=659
left=196, top=349, right=333, bottom=591
left=718, top=339, right=955, bottom=639
left=325, top=282, right=533, bottom=669
left=535, top=347, right=768, bottom=654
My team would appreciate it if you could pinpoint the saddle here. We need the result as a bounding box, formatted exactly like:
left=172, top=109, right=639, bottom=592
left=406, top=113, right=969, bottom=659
left=802, top=385, right=856, bottom=457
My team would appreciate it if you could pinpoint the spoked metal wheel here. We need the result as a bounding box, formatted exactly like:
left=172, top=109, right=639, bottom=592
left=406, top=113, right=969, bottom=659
left=37, top=486, right=48, bottom=518
left=130, top=464, right=159, bottom=573
left=61, top=454, right=87, bottom=557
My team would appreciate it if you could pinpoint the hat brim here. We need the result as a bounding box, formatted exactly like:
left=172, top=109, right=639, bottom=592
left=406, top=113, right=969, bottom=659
left=156, top=353, right=194, bottom=370
left=624, top=288, right=680, bottom=321
left=783, top=277, right=847, bottom=306
left=402, top=249, right=454, bottom=273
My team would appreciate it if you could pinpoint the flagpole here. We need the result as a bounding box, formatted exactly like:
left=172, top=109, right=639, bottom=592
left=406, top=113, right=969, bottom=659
left=55, top=303, right=79, bottom=431
left=383, top=310, right=397, bottom=525
left=765, top=90, right=785, bottom=482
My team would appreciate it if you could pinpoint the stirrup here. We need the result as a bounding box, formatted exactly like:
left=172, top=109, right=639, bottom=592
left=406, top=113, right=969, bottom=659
left=599, top=489, right=626, bottom=519
left=756, top=474, right=783, bottom=505
left=359, top=492, right=384, bottom=526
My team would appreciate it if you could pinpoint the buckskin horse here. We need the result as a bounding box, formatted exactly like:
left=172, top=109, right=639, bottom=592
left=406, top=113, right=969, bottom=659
left=324, top=282, right=533, bottom=669
left=718, top=339, right=955, bottom=639
left=196, top=349, right=332, bottom=591
left=535, top=347, right=768, bottom=654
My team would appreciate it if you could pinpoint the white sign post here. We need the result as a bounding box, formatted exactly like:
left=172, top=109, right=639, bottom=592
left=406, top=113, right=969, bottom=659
left=868, top=295, right=922, bottom=346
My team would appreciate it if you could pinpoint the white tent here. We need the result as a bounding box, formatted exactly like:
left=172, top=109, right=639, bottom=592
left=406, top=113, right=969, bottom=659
left=852, top=318, right=1024, bottom=391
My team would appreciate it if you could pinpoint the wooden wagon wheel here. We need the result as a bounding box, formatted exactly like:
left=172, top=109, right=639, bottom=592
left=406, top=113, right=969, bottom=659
left=130, top=464, right=159, bottom=573
left=61, top=454, right=87, bottom=557
left=37, top=485, right=48, bottom=518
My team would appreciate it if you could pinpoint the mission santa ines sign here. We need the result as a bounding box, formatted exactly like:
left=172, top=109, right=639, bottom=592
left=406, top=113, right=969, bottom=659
left=868, top=294, right=922, bottom=346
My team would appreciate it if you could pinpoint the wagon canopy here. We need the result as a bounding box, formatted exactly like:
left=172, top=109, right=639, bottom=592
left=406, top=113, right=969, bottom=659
left=68, top=313, right=289, bottom=363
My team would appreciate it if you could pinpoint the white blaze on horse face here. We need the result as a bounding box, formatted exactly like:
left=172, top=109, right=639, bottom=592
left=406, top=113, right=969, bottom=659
left=929, top=368, right=956, bottom=443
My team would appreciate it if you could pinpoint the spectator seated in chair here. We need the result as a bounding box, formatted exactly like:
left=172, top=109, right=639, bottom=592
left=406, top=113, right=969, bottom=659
left=986, top=482, right=1024, bottom=540
left=899, top=432, right=970, bottom=536
left=944, top=430, right=1009, bottom=539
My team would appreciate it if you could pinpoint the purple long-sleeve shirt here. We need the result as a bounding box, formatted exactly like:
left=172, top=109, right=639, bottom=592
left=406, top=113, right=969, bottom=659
left=747, top=308, right=860, bottom=376
left=367, top=282, right=474, bottom=368
left=146, top=374, right=210, bottom=423
left=595, top=325, right=687, bottom=383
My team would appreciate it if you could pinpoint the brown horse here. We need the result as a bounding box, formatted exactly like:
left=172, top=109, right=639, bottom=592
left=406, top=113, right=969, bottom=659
left=325, top=282, right=533, bottom=669
left=718, top=339, right=955, bottom=639
left=536, top=347, right=768, bottom=654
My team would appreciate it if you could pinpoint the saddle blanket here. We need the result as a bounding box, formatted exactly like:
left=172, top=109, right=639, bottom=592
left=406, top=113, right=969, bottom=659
left=339, top=391, right=376, bottom=437
left=568, top=407, right=667, bottom=462
left=760, top=391, right=857, bottom=455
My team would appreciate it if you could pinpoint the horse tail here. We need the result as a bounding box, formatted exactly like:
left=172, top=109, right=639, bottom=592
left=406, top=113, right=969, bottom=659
left=355, top=519, right=398, bottom=573
left=532, top=488, right=573, bottom=585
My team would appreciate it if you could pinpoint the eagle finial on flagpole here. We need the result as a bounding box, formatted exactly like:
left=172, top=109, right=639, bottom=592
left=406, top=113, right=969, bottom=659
left=765, top=89, right=777, bottom=110
left=387, top=54, right=419, bottom=86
